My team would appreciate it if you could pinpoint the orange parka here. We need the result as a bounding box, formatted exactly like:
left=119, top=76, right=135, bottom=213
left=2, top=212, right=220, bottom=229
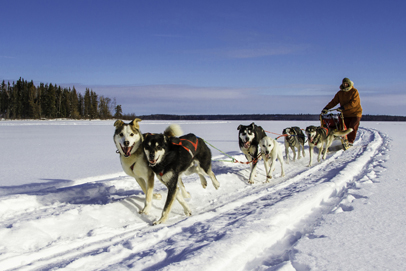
left=324, top=87, right=363, bottom=118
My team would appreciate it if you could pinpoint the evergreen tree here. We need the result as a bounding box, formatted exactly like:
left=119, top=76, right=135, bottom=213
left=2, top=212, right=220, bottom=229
left=98, top=96, right=112, bottom=119
left=84, top=88, right=91, bottom=118
left=78, top=93, right=84, bottom=118
left=0, top=80, right=9, bottom=118
left=90, top=90, right=98, bottom=119
left=55, top=85, right=63, bottom=118
left=28, top=84, right=38, bottom=118
left=114, top=104, right=123, bottom=118
left=45, top=83, right=57, bottom=118
left=70, top=87, right=80, bottom=119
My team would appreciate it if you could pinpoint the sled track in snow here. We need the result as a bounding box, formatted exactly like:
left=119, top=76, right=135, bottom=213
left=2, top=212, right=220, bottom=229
left=0, top=127, right=387, bottom=271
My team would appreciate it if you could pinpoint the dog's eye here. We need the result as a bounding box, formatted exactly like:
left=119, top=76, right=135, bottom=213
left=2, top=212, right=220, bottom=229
left=120, top=133, right=124, bottom=137
left=130, top=133, right=134, bottom=136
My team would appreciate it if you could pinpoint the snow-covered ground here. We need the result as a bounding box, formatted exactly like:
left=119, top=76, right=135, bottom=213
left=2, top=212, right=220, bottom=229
left=0, top=119, right=404, bottom=271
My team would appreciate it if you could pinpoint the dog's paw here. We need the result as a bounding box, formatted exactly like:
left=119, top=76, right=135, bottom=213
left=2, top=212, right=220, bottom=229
left=248, top=180, right=255, bottom=184
left=213, top=182, right=220, bottom=190
left=184, top=191, right=191, bottom=198
left=153, top=193, right=162, bottom=200
left=152, top=218, right=165, bottom=226
left=139, top=209, right=149, bottom=215
left=184, top=210, right=192, bottom=216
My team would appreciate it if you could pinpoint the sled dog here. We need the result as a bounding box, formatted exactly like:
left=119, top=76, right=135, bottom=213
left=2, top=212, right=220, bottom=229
left=305, top=125, right=353, bottom=167
left=282, top=126, right=306, bottom=163
left=114, top=119, right=162, bottom=216
left=259, top=136, right=285, bottom=181
left=238, top=123, right=267, bottom=184
left=143, top=125, right=220, bottom=225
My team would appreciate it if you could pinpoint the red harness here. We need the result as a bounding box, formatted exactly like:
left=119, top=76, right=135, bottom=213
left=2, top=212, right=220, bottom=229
left=171, top=138, right=199, bottom=157
left=154, top=137, right=199, bottom=177
left=320, top=127, right=329, bottom=135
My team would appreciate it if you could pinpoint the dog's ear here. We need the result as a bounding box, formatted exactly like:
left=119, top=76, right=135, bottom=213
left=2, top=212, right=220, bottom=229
left=114, top=120, right=124, bottom=128
left=237, top=125, right=242, bottom=130
left=250, top=122, right=256, bottom=128
left=130, top=118, right=142, bottom=130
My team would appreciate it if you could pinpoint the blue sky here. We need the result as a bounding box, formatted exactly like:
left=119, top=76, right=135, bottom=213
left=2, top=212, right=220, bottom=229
left=1, top=0, right=405, bottom=115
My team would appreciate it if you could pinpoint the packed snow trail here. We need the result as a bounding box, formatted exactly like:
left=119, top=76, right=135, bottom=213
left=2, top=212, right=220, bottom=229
left=0, top=127, right=385, bottom=271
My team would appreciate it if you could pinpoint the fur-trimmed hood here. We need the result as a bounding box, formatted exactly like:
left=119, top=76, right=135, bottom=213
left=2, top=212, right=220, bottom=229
left=340, top=78, right=354, bottom=92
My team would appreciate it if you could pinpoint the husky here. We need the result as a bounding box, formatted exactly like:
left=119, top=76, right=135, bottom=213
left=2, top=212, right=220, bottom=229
left=237, top=123, right=267, bottom=184
left=259, top=136, right=285, bottom=181
left=143, top=125, right=220, bottom=225
left=305, top=125, right=353, bottom=167
left=114, top=118, right=162, bottom=216
left=282, top=126, right=306, bottom=164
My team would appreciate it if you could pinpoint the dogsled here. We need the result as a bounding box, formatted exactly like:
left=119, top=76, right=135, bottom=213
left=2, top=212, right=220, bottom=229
left=320, top=109, right=350, bottom=151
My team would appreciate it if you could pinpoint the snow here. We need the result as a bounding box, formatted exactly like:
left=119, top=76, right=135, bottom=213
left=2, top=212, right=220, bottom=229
left=0, top=119, right=405, bottom=270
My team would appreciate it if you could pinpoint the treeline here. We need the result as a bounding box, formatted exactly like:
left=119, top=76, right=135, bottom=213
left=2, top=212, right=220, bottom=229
left=2, top=78, right=405, bottom=122
left=0, top=78, right=122, bottom=119
left=122, top=114, right=406, bottom=122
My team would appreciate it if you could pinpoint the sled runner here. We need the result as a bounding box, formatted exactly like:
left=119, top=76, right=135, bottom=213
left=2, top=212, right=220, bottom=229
left=320, top=109, right=350, bottom=151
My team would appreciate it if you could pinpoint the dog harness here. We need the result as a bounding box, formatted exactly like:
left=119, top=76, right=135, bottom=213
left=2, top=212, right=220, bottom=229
left=155, top=137, right=199, bottom=177
left=310, top=127, right=329, bottom=145
left=171, top=137, right=199, bottom=158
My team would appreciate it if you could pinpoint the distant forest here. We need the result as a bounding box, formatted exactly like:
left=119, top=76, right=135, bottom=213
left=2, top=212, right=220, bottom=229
left=0, top=78, right=122, bottom=119
left=1, top=78, right=405, bottom=121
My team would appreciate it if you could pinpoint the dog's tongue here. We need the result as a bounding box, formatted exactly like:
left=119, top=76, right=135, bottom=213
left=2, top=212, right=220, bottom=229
left=149, top=159, right=158, bottom=165
left=122, top=146, right=132, bottom=156
left=244, top=141, right=250, bottom=148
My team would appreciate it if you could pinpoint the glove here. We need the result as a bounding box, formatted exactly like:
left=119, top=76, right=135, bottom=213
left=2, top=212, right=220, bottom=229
left=321, top=109, right=328, bottom=114
left=337, top=106, right=344, bottom=112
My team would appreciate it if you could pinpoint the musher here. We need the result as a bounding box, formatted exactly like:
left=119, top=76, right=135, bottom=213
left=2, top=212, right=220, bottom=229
left=321, top=77, right=362, bottom=146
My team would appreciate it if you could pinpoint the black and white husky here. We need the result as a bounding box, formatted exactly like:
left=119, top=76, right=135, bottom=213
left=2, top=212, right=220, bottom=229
left=238, top=122, right=267, bottom=184
left=305, top=125, right=353, bottom=167
left=282, top=126, right=306, bottom=163
left=113, top=119, right=163, bottom=216
left=143, top=125, right=220, bottom=225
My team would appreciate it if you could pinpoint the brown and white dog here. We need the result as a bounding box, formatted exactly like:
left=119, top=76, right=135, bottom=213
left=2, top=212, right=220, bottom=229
left=305, top=125, right=353, bottom=167
left=114, top=119, right=163, bottom=216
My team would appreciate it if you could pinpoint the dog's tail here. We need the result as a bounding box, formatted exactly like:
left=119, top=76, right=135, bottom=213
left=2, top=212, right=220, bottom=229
left=164, top=124, right=183, bottom=138
left=333, top=128, right=353, bottom=136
